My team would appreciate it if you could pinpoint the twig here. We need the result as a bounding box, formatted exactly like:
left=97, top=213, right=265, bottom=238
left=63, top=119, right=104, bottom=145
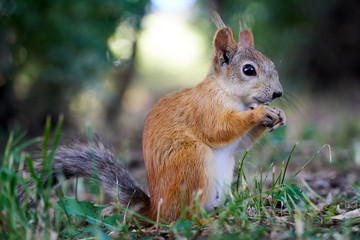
left=156, top=198, right=163, bottom=234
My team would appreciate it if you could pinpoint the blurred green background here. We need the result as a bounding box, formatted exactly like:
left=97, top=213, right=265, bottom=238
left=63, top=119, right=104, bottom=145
left=1, top=0, right=360, bottom=173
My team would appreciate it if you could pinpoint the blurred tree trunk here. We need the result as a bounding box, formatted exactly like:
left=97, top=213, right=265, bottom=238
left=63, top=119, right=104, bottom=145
left=0, top=77, right=16, bottom=131
left=105, top=39, right=137, bottom=125
left=301, top=0, right=360, bottom=91
left=0, top=35, right=17, bottom=133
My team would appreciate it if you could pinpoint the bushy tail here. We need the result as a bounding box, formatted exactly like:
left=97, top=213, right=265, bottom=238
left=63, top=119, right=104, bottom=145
left=19, top=137, right=150, bottom=214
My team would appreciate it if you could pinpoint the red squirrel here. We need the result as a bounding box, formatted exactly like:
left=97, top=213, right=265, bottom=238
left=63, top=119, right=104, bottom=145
left=20, top=13, right=285, bottom=222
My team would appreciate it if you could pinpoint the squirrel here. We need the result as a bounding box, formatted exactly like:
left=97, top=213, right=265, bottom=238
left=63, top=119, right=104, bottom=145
left=19, top=13, right=286, bottom=223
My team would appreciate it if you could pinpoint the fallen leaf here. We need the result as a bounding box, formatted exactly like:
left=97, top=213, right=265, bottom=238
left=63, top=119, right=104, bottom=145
left=331, top=208, right=360, bottom=220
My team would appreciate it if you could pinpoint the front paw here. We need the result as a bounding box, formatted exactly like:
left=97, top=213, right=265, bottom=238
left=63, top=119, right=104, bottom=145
left=258, top=106, right=286, bottom=132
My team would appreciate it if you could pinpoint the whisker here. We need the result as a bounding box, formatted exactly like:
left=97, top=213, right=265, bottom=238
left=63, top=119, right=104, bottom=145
left=284, top=91, right=308, bottom=111
left=276, top=97, right=289, bottom=111
left=283, top=95, right=307, bottom=119
left=283, top=91, right=314, bottom=121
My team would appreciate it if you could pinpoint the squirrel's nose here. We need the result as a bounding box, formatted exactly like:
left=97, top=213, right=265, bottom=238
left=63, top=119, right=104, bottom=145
left=272, top=91, right=282, bottom=99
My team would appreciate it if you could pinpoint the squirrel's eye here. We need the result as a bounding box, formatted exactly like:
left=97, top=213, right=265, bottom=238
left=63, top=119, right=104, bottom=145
left=242, top=64, right=256, bottom=76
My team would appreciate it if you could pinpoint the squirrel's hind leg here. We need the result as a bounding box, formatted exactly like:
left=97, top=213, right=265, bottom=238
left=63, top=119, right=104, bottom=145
left=148, top=140, right=213, bottom=222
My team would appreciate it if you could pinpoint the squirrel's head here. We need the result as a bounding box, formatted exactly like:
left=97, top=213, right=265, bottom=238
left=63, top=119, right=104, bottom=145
left=211, top=13, right=283, bottom=110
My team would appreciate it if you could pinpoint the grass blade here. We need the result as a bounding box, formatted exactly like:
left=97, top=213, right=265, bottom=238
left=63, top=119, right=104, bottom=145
left=287, top=144, right=329, bottom=185
left=236, top=150, right=249, bottom=191
left=281, top=142, right=298, bottom=184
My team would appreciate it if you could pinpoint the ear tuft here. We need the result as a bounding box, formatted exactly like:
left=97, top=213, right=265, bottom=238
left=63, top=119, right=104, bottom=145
left=211, top=10, right=226, bottom=29
left=239, top=29, right=254, bottom=48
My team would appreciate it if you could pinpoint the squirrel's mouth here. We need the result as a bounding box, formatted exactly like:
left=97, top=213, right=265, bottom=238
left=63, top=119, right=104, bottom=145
left=249, top=98, right=270, bottom=110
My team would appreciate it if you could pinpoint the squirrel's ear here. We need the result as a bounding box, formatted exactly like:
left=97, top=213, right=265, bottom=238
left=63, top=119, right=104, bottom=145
left=213, top=28, right=237, bottom=65
left=239, top=29, right=254, bottom=48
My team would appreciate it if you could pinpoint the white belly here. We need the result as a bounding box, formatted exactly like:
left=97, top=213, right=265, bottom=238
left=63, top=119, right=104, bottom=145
left=203, top=127, right=259, bottom=211
left=202, top=121, right=263, bottom=211
left=204, top=138, right=240, bottom=210
left=213, top=139, right=240, bottom=190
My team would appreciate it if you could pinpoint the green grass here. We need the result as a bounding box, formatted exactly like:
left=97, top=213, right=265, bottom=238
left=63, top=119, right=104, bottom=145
left=1, top=120, right=360, bottom=239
